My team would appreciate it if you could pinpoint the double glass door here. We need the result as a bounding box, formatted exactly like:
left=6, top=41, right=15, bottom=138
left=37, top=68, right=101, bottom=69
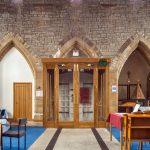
left=58, top=64, right=94, bottom=127
left=43, top=58, right=109, bottom=128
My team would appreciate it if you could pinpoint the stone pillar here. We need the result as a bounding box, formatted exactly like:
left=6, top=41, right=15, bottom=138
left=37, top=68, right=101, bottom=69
left=109, top=70, right=119, bottom=113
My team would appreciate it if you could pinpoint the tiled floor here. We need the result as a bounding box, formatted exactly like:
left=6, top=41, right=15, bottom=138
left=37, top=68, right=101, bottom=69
left=97, top=128, right=120, bottom=150
left=29, top=128, right=120, bottom=150
left=29, top=128, right=57, bottom=150
left=54, top=129, right=100, bottom=150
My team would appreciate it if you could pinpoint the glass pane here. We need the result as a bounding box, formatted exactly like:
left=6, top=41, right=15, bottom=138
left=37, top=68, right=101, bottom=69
left=47, top=69, right=55, bottom=121
left=59, top=69, right=73, bottom=121
left=79, top=69, right=94, bottom=121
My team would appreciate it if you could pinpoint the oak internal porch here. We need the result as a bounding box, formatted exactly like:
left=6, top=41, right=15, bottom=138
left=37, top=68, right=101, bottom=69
left=43, top=58, right=110, bottom=128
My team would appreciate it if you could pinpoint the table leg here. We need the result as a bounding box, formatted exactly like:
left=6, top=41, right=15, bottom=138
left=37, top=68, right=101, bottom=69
left=110, top=124, right=112, bottom=141
left=139, top=141, right=142, bottom=150
left=126, top=107, right=130, bottom=113
left=120, top=131, right=122, bottom=150
left=123, top=132, right=126, bottom=150
left=127, top=140, right=131, bottom=150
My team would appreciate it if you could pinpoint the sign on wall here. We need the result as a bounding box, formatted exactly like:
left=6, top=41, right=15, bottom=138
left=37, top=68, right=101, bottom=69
left=112, top=85, right=117, bottom=93
left=36, top=90, right=43, bottom=97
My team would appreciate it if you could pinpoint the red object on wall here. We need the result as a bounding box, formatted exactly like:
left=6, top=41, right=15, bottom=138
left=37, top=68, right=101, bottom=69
left=80, top=87, right=90, bottom=104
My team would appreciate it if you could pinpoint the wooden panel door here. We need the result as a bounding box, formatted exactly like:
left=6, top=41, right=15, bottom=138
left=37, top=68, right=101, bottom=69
left=14, top=83, right=32, bottom=120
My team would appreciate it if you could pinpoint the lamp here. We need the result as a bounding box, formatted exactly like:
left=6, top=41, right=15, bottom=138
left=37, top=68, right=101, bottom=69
left=127, top=71, right=131, bottom=83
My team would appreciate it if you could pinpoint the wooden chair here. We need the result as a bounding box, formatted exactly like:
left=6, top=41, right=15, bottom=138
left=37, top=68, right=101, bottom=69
left=1, top=118, right=27, bottom=150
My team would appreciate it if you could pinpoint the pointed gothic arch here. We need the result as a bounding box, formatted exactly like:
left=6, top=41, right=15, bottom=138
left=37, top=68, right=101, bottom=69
left=0, top=32, right=39, bottom=119
left=109, top=33, right=150, bottom=113
left=111, top=33, right=150, bottom=77
left=0, top=32, right=37, bottom=76
left=53, top=37, right=100, bottom=58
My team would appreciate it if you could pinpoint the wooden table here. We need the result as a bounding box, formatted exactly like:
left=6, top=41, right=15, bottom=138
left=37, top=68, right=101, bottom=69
left=107, top=113, right=126, bottom=150
left=125, top=114, right=150, bottom=150
left=118, top=102, right=136, bottom=113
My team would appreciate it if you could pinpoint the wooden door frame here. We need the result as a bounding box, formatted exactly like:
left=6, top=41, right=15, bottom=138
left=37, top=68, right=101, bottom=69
left=42, top=58, right=110, bottom=128
left=13, top=82, right=32, bottom=120
left=147, top=72, right=150, bottom=100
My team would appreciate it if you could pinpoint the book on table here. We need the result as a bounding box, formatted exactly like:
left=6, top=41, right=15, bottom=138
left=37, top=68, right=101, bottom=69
left=132, top=104, right=150, bottom=114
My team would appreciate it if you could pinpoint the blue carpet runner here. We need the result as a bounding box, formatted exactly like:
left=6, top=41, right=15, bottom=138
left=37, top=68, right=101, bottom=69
left=2, top=126, right=45, bottom=150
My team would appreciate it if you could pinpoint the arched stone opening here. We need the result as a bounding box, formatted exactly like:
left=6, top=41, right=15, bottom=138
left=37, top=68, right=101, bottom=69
left=0, top=32, right=39, bottom=119
left=109, top=33, right=150, bottom=112
left=0, top=32, right=37, bottom=75
left=53, top=37, right=100, bottom=58
left=43, top=36, right=111, bottom=128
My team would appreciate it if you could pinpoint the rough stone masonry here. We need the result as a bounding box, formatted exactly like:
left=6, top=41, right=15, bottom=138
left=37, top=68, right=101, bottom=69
left=0, top=0, right=150, bottom=119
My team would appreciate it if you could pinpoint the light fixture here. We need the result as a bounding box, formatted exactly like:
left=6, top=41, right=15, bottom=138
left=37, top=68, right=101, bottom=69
left=12, top=0, right=23, bottom=4
left=127, top=71, right=131, bottom=83
left=87, top=64, right=94, bottom=67
left=68, top=69, right=72, bottom=72
left=80, top=69, right=84, bottom=72
left=61, top=64, right=65, bottom=67
left=70, top=0, right=82, bottom=4
left=58, top=64, right=66, bottom=67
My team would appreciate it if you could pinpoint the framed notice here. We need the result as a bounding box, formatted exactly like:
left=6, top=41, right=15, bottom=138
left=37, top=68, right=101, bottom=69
left=36, top=90, right=43, bottom=97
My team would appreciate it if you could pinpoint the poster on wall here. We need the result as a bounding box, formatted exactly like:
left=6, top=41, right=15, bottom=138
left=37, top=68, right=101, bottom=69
left=80, top=87, right=90, bottom=104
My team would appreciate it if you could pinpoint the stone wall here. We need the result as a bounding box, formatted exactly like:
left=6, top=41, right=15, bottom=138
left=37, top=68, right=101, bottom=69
left=0, top=0, right=150, bottom=119
left=0, top=0, right=149, bottom=57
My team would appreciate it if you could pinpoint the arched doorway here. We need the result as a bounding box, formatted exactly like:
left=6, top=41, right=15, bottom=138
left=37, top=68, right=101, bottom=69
left=53, top=37, right=101, bottom=58
left=110, top=34, right=150, bottom=113
left=118, top=48, right=150, bottom=112
left=0, top=47, right=34, bottom=120
left=0, top=33, right=37, bottom=120
left=43, top=38, right=110, bottom=128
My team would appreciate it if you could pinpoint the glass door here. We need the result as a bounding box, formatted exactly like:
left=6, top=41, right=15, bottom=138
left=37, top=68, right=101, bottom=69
left=58, top=63, right=95, bottom=127
left=43, top=58, right=109, bottom=128
left=78, top=64, right=94, bottom=126
left=58, top=66, right=74, bottom=123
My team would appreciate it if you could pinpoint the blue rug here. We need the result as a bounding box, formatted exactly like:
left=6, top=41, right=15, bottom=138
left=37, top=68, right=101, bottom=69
left=2, top=126, right=46, bottom=150
left=108, top=127, right=150, bottom=150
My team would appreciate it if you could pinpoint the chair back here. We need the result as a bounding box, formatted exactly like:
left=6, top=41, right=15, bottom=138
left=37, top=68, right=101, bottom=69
left=1, top=118, right=27, bottom=149
left=1, top=109, right=8, bottom=118
left=19, top=118, right=27, bottom=125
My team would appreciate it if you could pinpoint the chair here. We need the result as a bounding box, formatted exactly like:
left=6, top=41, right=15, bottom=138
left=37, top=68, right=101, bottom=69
left=1, top=118, right=27, bottom=150
left=0, top=109, right=8, bottom=119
